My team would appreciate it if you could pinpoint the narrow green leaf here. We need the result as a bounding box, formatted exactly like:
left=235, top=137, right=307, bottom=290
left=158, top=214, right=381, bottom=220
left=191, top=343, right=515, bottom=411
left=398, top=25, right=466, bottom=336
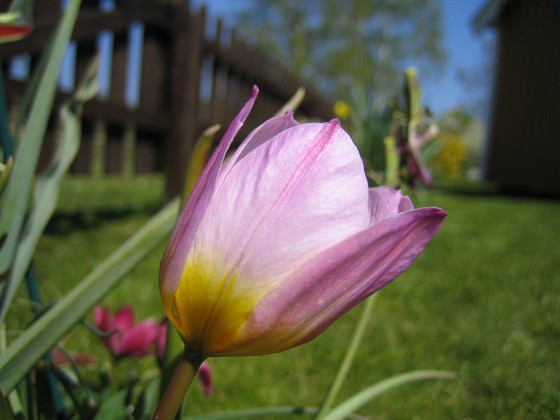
left=275, top=87, right=306, bottom=116
left=322, top=370, right=456, bottom=420
left=316, top=295, right=377, bottom=418
left=182, top=125, right=220, bottom=204
left=0, top=0, right=82, bottom=319
left=0, top=59, right=99, bottom=323
left=0, top=198, right=179, bottom=393
left=383, top=136, right=399, bottom=188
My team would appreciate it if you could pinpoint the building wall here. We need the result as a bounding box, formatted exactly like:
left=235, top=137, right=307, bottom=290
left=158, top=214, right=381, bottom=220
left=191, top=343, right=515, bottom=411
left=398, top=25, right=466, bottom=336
left=484, top=0, right=560, bottom=195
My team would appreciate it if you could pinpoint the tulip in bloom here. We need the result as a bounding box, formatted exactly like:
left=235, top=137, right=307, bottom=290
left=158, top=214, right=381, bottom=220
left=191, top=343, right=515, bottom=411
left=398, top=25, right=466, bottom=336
left=93, top=305, right=160, bottom=359
left=159, top=86, right=446, bottom=359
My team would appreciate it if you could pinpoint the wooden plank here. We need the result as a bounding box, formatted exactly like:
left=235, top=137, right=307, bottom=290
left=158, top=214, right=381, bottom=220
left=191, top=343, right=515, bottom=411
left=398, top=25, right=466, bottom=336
left=204, top=36, right=333, bottom=120
left=4, top=80, right=169, bottom=131
left=164, top=0, right=205, bottom=200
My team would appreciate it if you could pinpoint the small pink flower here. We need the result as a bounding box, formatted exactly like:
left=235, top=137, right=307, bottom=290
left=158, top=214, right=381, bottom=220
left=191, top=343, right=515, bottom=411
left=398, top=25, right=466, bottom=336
left=197, top=362, right=214, bottom=397
left=93, top=305, right=159, bottom=360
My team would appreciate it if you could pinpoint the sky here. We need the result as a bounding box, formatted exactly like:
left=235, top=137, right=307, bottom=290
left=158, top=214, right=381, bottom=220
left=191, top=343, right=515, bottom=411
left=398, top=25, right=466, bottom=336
left=191, top=0, right=494, bottom=117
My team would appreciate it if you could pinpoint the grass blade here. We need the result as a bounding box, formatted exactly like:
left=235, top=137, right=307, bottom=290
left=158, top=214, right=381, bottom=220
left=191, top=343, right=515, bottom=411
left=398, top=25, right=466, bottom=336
left=316, top=295, right=377, bottom=418
left=0, top=198, right=179, bottom=393
left=0, top=59, right=99, bottom=322
left=0, top=0, right=82, bottom=314
left=322, top=370, right=456, bottom=420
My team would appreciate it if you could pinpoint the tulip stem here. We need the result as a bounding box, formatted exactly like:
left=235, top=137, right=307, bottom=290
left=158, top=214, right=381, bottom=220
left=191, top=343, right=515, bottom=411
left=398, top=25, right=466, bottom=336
left=153, top=350, right=204, bottom=420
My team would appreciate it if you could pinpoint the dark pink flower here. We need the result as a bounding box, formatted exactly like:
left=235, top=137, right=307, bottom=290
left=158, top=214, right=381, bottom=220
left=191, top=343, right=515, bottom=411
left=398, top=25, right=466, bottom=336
left=93, top=305, right=159, bottom=359
left=197, top=362, right=214, bottom=397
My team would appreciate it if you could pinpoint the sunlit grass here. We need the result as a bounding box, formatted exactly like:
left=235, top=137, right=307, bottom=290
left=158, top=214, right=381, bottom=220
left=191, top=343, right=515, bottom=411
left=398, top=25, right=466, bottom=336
left=14, top=175, right=560, bottom=418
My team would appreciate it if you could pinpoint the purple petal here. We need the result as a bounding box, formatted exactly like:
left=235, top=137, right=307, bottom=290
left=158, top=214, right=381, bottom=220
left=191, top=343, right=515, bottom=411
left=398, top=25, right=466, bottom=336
left=220, top=112, right=299, bottom=178
left=197, top=361, right=214, bottom=397
left=368, top=186, right=413, bottom=224
left=225, top=207, right=446, bottom=356
left=160, top=86, right=259, bottom=298
left=190, top=119, right=370, bottom=286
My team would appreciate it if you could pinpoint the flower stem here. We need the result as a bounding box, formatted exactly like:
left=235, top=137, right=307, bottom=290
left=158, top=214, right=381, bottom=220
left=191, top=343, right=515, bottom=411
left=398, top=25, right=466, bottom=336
left=153, top=350, right=204, bottom=420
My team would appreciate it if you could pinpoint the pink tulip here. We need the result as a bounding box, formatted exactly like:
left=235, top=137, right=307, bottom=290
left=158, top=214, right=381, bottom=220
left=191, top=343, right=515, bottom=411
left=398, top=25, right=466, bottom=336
left=93, top=305, right=159, bottom=359
left=159, top=86, right=446, bottom=358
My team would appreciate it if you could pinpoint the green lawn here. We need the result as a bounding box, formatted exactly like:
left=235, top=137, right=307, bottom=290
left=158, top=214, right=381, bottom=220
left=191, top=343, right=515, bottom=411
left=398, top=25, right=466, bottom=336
left=12, top=176, right=560, bottom=419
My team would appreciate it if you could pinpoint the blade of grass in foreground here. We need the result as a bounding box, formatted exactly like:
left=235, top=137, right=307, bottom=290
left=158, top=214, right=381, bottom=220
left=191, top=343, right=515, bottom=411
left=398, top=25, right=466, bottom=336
left=0, top=198, right=180, bottom=393
left=321, top=370, right=456, bottom=420
left=0, top=0, right=82, bottom=322
left=0, top=59, right=99, bottom=327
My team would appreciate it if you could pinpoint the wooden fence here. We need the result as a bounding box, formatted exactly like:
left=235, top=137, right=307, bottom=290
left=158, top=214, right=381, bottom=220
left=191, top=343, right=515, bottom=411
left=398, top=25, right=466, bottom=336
left=0, top=0, right=333, bottom=199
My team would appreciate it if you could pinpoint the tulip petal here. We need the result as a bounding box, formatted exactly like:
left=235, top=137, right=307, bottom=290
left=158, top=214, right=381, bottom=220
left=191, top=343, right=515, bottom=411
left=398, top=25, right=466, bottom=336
left=368, top=186, right=413, bottom=224
left=93, top=306, right=111, bottom=331
left=223, top=206, right=446, bottom=356
left=116, top=320, right=159, bottom=358
left=160, top=87, right=259, bottom=300
left=113, top=305, right=135, bottom=330
left=220, top=112, right=298, bottom=178
left=192, top=120, right=370, bottom=286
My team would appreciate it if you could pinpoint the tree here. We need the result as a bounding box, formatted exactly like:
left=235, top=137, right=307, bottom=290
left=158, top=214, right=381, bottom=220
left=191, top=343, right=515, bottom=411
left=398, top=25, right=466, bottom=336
left=237, top=0, right=446, bottom=103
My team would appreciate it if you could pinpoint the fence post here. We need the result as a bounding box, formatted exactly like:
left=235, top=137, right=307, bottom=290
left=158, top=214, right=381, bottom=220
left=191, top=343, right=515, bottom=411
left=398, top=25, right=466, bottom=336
left=164, top=0, right=205, bottom=200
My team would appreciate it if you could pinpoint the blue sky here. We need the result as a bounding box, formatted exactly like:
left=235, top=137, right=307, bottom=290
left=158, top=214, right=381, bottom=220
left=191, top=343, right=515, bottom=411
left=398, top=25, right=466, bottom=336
left=423, top=0, right=492, bottom=114
left=192, top=0, right=494, bottom=116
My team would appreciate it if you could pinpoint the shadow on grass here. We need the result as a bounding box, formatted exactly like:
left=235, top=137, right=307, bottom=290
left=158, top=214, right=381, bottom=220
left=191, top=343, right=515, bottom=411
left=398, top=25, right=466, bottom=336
left=45, top=206, right=162, bottom=235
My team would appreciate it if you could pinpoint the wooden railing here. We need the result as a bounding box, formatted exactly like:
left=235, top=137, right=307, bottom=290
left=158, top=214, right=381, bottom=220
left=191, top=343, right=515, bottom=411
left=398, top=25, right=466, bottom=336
left=0, top=0, right=333, bottom=199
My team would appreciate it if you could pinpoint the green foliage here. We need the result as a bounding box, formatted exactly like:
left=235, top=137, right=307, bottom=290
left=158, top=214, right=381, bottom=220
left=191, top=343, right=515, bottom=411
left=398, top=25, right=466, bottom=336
left=18, top=178, right=560, bottom=418
left=237, top=0, right=446, bottom=101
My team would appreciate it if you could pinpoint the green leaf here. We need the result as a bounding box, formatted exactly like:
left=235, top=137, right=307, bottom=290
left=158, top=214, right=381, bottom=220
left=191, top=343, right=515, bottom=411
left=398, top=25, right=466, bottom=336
left=0, top=198, right=179, bottom=393
left=383, top=136, right=399, bottom=188
left=321, top=370, right=456, bottom=420
left=316, top=295, right=377, bottom=418
left=93, top=389, right=129, bottom=420
left=0, top=58, right=99, bottom=322
left=0, top=0, right=82, bottom=321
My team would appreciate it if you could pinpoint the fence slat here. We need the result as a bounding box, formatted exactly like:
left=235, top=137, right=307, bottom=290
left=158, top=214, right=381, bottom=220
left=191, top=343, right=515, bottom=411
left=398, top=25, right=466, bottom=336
left=0, top=0, right=333, bottom=200
left=164, top=1, right=205, bottom=199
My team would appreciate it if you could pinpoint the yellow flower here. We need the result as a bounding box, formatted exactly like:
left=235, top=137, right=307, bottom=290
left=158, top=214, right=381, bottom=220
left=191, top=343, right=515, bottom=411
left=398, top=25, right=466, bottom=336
left=333, top=100, right=351, bottom=120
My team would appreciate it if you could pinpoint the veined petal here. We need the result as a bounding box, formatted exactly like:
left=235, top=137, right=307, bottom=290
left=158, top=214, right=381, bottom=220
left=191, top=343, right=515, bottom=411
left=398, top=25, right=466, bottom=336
left=368, top=186, right=413, bottom=224
left=192, top=120, right=370, bottom=288
left=219, top=112, right=299, bottom=179
left=220, top=206, right=446, bottom=356
left=160, top=87, right=259, bottom=305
